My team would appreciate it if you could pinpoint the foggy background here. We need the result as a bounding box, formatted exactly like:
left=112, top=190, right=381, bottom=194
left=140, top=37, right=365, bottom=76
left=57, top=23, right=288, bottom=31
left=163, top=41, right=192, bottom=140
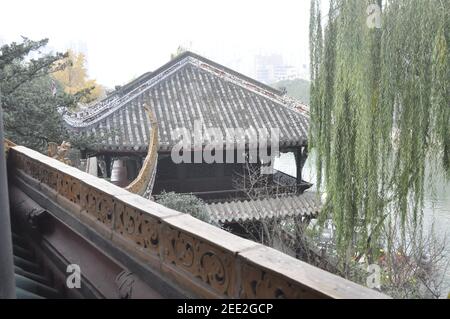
left=0, top=0, right=313, bottom=88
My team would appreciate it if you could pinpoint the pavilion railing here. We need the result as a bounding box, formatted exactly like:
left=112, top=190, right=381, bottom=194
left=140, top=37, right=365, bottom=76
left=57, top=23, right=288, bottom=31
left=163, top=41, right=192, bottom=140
left=7, top=145, right=389, bottom=299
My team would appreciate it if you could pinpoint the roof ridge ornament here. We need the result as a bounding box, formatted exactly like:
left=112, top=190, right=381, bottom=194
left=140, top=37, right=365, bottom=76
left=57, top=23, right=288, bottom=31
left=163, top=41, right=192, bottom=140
left=124, top=103, right=159, bottom=197
left=47, top=141, right=72, bottom=165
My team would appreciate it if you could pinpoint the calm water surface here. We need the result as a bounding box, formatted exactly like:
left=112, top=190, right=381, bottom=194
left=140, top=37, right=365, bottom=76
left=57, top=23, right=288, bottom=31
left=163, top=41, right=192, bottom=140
left=274, top=152, right=450, bottom=296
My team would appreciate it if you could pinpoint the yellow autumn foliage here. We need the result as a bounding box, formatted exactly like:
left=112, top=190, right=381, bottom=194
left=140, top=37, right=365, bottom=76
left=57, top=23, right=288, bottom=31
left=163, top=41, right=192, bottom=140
left=52, top=49, right=104, bottom=104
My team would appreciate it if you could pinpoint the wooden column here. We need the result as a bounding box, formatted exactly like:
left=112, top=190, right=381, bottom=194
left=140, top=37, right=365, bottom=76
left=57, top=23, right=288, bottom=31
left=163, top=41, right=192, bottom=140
left=177, top=163, right=187, bottom=193
left=295, top=145, right=308, bottom=184
left=80, top=149, right=87, bottom=160
left=104, top=155, right=112, bottom=178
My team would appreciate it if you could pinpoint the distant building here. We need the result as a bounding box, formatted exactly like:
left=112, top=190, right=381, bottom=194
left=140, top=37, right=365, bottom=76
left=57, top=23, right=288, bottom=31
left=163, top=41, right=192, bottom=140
left=274, top=65, right=302, bottom=82
left=254, top=54, right=302, bottom=84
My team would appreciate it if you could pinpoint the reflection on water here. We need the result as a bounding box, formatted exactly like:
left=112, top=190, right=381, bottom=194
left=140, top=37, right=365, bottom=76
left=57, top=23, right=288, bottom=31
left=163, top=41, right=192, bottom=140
left=274, top=152, right=450, bottom=296
left=273, top=152, right=318, bottom=190
left=423, top=171, right=450, bottom=294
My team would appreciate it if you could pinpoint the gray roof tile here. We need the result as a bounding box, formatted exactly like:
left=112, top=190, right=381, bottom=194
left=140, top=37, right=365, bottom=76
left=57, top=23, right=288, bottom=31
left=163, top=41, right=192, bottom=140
left=63, top=52, right=310, bottom=152
left=207, top=192, right=321, bottom=224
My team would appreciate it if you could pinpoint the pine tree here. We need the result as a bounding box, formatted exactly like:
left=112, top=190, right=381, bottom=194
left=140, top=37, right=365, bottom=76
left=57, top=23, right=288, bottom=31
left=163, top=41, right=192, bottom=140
left=0, top=38, right=93, bottom=151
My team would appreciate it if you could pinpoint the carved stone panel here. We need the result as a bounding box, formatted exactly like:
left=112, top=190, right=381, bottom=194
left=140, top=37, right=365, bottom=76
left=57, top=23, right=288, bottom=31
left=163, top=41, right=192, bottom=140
left=23, top=157, right=39, bottom=179
left=14, top=155, right=59, bottom=192
left=57, top=173, right=81, bottom=204
left=80, top=185, right=114, bottom=227
left=161, top=224, right=235, bottom=297
left=114, top=203, right=160, bottom=256
left=39, top=164, right=58, bottom=190
left=239, top=262, right=325, bottom=299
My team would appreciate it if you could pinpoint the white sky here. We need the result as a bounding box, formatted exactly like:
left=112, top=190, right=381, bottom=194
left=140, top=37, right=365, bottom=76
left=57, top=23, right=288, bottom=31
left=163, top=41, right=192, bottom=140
left=0, top=0, right=312, bottom=88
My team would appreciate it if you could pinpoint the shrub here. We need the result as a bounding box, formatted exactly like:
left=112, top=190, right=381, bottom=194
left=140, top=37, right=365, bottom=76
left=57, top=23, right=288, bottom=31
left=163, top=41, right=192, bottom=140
left=155, top=192, right=211, bottom=224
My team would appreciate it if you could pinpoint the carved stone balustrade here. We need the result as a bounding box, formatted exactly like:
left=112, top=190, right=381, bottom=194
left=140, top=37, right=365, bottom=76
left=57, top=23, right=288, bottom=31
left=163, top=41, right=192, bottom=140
left=7, top=145, right=389, bottom=299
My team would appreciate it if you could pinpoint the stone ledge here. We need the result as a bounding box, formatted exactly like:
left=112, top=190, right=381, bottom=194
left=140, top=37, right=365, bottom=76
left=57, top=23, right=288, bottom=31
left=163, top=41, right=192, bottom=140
left=237, top=245, right=389, bottom=299
left=10, top=175, right=187, bottom=298
left=9, top=146, right=391, bottom=299
left=163, top=213, right=260, bottom=254
left=115, top=193, right=182, bottom=219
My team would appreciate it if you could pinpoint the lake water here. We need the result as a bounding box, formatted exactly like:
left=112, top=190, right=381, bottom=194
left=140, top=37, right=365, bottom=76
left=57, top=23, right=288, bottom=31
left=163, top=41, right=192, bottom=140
left=274, top=152, right=450, bottom=297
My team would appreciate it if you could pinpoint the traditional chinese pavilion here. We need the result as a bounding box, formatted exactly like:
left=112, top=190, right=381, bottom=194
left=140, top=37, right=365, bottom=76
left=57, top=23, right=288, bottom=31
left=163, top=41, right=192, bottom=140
left=62, top=51, right=316, bottom=222
left=0, top=52, right=387, bottom=300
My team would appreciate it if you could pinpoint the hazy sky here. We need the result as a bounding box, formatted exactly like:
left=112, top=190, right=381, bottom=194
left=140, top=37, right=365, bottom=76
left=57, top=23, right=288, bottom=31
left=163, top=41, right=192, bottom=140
left=0, top=0, right=312, bottom=87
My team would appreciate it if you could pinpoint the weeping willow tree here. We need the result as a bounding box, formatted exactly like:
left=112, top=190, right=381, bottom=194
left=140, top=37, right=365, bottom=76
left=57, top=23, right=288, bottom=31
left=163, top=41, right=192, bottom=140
left=309, top=0, right=449, bottom=265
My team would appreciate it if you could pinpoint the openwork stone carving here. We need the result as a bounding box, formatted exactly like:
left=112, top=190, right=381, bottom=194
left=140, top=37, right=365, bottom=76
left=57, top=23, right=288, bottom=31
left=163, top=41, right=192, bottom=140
left=80, top=186, right=114, bottom=227
left=58, top=173, right=81, bottom=204
left=161, top=225, right=235, bottom=297
left=239, top=262, right=323, bottom=299
left=11, top=152, right=58, bottom=191
left=114, top=203, right=160, bottom=255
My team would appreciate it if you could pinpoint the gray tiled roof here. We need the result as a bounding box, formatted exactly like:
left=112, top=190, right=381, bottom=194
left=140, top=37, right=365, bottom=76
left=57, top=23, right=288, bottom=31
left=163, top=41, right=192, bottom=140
left=205, top=192, right=321, bottom=224
left=63, top=52, right=310, bottom=153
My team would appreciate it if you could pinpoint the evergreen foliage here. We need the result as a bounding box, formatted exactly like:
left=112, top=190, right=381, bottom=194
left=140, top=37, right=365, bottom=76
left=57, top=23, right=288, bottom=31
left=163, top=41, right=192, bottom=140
left=154, top=191, right=212, bottom=224
left=0, top=38, right=95, bottom=151
left=271, top=78, right=311, bottom=104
